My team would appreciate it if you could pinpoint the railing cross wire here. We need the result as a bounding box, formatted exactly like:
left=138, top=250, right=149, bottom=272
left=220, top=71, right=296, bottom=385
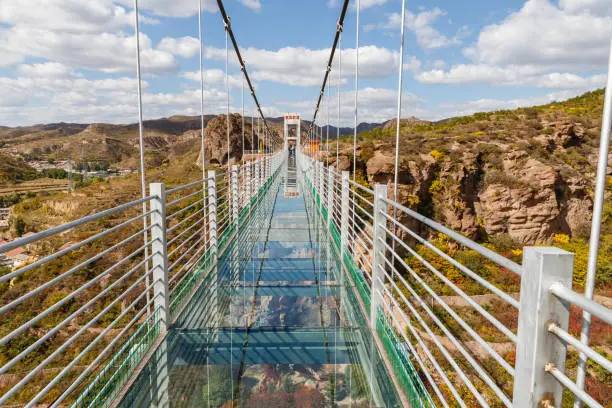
left=1, top=2, right=612, bottom=408
left=298, top=144, right=612, bottom=408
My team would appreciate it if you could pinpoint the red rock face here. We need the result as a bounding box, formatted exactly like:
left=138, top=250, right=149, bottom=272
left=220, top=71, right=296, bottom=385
left=337, top=144, right=593, bottom=245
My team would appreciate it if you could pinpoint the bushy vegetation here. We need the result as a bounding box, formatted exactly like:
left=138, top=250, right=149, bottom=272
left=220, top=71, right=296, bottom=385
left=334, top=89, right=612, bottom=407
left=0, top=153, right=38, bottom=183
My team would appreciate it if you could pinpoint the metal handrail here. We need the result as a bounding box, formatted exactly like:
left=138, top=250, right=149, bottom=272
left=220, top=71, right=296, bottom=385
left=381, top=196, right=523, bottom=276
left=550, top=283, right=612, bottom=325
left=0, top=151, right=286, bottom=406
left=301, top=151, right=611, bottom=408
left=0, top=195, right=154, bottom=254
left=166, top=176, right=213, bottom=194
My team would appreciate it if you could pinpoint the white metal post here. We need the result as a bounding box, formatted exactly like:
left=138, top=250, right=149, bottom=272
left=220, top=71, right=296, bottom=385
left=512, top=247, right=574, bottom=408
left=231, top=165, right=240, bottom=288
left=232, top=165, right=239, bottom=226
left=245, top=161, right=252, bottom=207
left=313, top=159, right=319, bottom=195
left=318, top=162, right=325, bottom=211
left=254, top=159, right=259, bottom=193
left=327, top=166, right=334, bottom=229
left=370, top=183, right=387, bottom=328
left=341, top=171, right=349, bottom=256
left=575, top=35, right=612, bottom=405
left=207, top=170, right=217, bottom=257
left=207, top=170, right=218, bottom=330
left=149, top=182, right=170, bottom=330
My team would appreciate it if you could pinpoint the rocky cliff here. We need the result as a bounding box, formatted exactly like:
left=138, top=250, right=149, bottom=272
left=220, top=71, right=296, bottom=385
left=331, top=90, right=610, bottom=245
left=196, top=113, right=281, bottom=166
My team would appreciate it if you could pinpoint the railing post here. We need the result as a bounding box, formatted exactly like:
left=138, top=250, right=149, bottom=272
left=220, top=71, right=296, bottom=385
left=327, top=166, right=334, bottom=229
left=264, top=156, right=268, bottom=183
left=318, top=162, right=325, bottom=211
left=341, top=171, right=349, bottom=256
left=245, top=161, right=252, bottom=208
left=207, top=170, right=217, bottom=258
left=232, top=165, right=239, bottom=227
left=149, top=182, right=170, bottom=330
left=313, top=159, right=318, bottom=194
left=258, top=158, right=263, bottom=190
left=370, top=184, right=388, bottom=329
left=253, top=159, right=258, bottom=193
left=207, top=170, right=218, bottom=329
left=512, top=247, right=574, bottom=407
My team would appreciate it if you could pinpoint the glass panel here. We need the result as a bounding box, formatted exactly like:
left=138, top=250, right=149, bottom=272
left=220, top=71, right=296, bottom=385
left=118, top=160, right=401, bottom=408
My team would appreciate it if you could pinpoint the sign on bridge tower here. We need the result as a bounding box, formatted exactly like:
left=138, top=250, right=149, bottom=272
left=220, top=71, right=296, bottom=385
left=283, top=113, right=300, bottom=152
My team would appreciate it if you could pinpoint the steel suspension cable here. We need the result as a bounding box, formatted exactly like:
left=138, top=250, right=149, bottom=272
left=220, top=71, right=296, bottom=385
left=216, top=0, right=275, bottom=145
left=225, top=27, right=230, bottom=166
left=391, top=0, right=407, bottom=259
left=198, top=0, right=206, bottom=173
left=258, top=117, right=261, bottom=151
left=305, top=0, right=350, bottom=140
left=337, top=33, right=342, bottom=165
left=132, top=0, right=151, bottom=316
left=242, top=72, right=245, bottom=162
left=198, top=0, right=208, bottom=263
left=352, top=0, right=360, bottom=183
left=326, top=86, right=330, bottom=166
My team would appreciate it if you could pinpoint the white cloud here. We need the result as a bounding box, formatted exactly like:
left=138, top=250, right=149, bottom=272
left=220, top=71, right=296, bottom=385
left=327, top=0, right=387, bottom=10
left=535, top=73, right=607, bottom=89
left=122, top=0, right=263, bottom=17
left=280, top=87, right=424, bottom=126
left=463, top=0, right=612, bottom=71
left=360, top=0, right=388, bottom=9
left=123, top=0, right=216, bottom=17
left=182, top=69, right=244, bottom=89
left=0, top=0, right=188, bottom=74
left=558, top=0, right=612, bottom=17
left=405, top=8, right=462, bottom=49
left=0, top=0, right=141, bottom=33
left=416, top=64, right=607, bottom=90
left=205, top=45, right=409, bottom=86
left=438, top=90, right=588, bottom=118
left=239, top=0, right=262, bottom=11
left=403, top=56, right=422, bottom=73
left=17, top=62, right=75, bottom=78
left=366, top=8, right=468, bottom=50
left=415, top=0, right=611, bottom=92
left=0, top=26, right=179, bottom=73
left=0, top=70, right=233, bottom=125
left=416, top=64, right=540, bottom=85
left=157, top=36, right=200, bottom=58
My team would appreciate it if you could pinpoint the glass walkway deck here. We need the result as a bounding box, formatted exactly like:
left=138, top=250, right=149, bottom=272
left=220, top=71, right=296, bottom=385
left=117, top=158, right=401, bottom=407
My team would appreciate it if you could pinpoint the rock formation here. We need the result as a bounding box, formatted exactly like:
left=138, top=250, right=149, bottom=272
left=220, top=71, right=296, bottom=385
left=339, top=142, right=596, bottom=244
left=196, top=113, right=279, bottom=166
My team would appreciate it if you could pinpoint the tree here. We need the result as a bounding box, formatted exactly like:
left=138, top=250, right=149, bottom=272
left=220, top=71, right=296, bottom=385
left=13, top=217, right=25, bottom=237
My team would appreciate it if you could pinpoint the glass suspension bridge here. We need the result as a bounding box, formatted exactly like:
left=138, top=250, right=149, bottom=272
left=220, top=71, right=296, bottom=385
left=1, top=0, right=611, bottom=407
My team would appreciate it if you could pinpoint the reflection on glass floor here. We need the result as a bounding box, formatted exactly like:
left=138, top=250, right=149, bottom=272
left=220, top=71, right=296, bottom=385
left=118, top=161, right=401, bottom=407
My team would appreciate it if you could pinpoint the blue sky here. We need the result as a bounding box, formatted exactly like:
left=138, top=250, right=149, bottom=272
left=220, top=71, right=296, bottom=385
left=0, top=0, right=610, bottom=126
